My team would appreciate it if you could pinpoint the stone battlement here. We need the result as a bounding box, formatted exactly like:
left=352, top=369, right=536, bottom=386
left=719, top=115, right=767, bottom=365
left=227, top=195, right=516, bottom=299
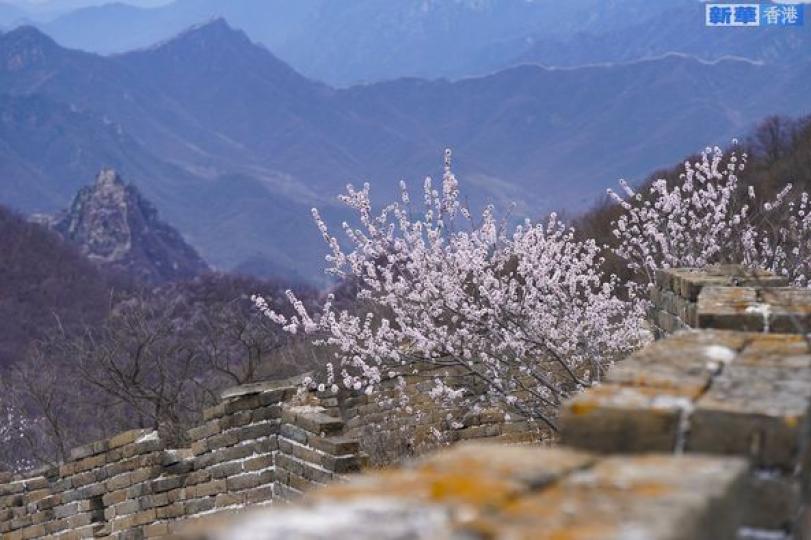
left=562, top=330, right=811, bottom=534
left=164, top=267, right=811, bottom=540
left=4, top=266, right=811, bottom=538
left=182, top=442, right=751, bottom=540
left=0, top=383, right=367, bottom=539
left=649, top=265, right=811, bottom=336
left=0, top=372, right=526, bottom=538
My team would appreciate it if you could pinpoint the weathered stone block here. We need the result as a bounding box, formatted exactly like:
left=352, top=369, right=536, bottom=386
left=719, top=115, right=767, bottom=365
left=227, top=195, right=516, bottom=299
left=208, top=461, right=244, bottom=480
left=109, top=429, right=151, bottom=450
left=561, top=384, right=692, bottom=453
left=688, top=364, right=811, bottom=469
left=280, top=424, right=309, bottom=445
left=193, top=479, right=227, bottom=499
left=308, top=436, right=360, bottom=457
left=214, top=492, right=245, bottom=508
left=187, top=420, right=221, bottom=442
left=243, top=455, right=273, bottom=472
left=184, top=497, right=215, bottom=516
left=742, top=470, right=801, bottom=531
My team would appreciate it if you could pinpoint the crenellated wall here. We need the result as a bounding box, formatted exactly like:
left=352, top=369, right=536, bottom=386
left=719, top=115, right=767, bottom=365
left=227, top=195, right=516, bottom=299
left=5, top=265, right=811, bottom=539
left=648, top=264, right=806, bottom=335
left=562, top=329, right=811, bottom=537
left=328, top=365, right=543, bottom=462
left=0, top=382, right=367, bottom=539
left=163, top=268, right=811, bottom=540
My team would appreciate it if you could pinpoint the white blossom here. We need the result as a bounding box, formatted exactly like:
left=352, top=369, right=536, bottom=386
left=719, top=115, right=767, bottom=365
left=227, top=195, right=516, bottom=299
left=609, top=146, right=810, bottom=288
left=257, top=150, right=648, bottom=430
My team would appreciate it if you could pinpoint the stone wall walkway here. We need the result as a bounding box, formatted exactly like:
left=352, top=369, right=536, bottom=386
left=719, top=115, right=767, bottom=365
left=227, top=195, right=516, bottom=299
left=4, top=266, right=811, bottom=538
left=172, top=266, right=811, bottom=539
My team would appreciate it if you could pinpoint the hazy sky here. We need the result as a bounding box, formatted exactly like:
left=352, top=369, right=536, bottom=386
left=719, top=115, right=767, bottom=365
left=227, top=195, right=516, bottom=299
left=4, top=0, right=173, bottom=11
left=11, top=0, right=171, bottom=5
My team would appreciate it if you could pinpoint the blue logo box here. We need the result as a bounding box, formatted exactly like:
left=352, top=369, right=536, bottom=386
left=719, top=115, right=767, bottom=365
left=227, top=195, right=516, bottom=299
left=706, top=3, right=804, bottom=27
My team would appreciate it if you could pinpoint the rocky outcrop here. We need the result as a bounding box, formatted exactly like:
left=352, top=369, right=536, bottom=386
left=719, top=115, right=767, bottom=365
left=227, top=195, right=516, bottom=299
left=50, top=169, right=209, bottom=283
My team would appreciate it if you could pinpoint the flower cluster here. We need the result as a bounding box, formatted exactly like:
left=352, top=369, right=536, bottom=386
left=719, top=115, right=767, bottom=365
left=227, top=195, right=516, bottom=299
left=255, top=150, right=648, bottom=430
left=743, top=190, right=811, bottom=287
left=609, top=146, right=810, bottom=287
left=0, top=402, right=31, bottom=472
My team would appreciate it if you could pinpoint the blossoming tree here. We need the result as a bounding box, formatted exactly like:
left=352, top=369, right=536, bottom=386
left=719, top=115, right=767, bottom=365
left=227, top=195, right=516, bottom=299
left=255, top=150, right=648, bottom=430
left=608, top=146, right=810, bottom=287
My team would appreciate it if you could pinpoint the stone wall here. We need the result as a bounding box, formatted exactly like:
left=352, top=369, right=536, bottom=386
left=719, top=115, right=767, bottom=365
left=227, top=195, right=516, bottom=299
left=0, top=382, right=367, bottom=539
left=5, top=266, right=811, bottom=539
left=649, top=265, right=792, bottom=335
left=175, top=327, right=811, bottom=540
left=179, top=441, right=752, bottom=540
left=330, top=365, right=542, bottom=463
left=0, top=348, right=545, bottom=539
left=562, top=329, right=811, bottom=537
left=169, top=269, right=811, bottom=539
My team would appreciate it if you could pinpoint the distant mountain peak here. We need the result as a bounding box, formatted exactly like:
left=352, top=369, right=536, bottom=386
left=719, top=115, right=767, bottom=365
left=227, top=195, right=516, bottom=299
left=2, top=25, right=54, bottom=43
left=95, top=167, right=125, bottom=189
left=150, top=16, right=253, bottom=52
left=190, top=16, right=231, bottom=33
left=1, top=24, right=61, bottom=70
left=51, top=169, right=209, bottom=283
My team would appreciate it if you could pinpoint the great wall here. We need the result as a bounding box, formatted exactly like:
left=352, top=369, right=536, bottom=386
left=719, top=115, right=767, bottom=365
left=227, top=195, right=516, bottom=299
left=2, top=264, right=811, bottom=539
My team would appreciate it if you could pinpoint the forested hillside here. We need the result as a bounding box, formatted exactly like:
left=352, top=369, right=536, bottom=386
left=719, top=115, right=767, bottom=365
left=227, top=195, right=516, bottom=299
left=0, top=205, right=122, bottom=367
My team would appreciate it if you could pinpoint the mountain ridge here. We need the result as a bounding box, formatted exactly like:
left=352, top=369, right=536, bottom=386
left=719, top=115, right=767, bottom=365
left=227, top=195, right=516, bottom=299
left=0, top=18, right=807, bottom=283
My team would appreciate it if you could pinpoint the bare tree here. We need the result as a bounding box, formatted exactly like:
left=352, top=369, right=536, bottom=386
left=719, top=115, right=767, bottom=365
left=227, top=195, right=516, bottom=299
left=752, top=115, right=797, bottom=166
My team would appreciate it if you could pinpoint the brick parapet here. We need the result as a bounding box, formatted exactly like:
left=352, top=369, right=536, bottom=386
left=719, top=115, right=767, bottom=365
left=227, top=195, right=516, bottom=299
left=561, top=329, right=811, bottom=536
left=648, top=265, right=810, bottom=336
left=0, top=382, right=367, bottom=538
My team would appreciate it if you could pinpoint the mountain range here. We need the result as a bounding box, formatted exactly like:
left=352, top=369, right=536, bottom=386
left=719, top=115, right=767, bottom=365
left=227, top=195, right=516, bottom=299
left=0, top=17, right=808, bottom=282
left=13, top=0, right=692, bottom=85
left=4, top=0, right=808, bottom=87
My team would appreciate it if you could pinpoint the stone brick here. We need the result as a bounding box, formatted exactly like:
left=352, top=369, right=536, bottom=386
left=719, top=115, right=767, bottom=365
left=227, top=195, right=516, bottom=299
left=109, top=429, right=151, bottom=450
left=258, top=386, right=297, bottom=406
left=207, top=444, right=255, bottom=467
left=220, top=382, right=293, bottom=400
left=187, top=420, right=222, bottom=442
left=209, top=461, right=244, bottom=479
left=561, top=384, right=691, bottom=453
left=252, top=405, right=283, bottom=423
left=742, top=471, right=801, bottom=530
left=185, top=470, right=211, bottom=487
left=224, top=395, right=262, bottom=415
left=280, top=423, right=309, bottom=445
left=184, top=497, right=215, bottom=516
left=214, top=492, right=245, bottom=508
left=203, top=403, right=227, bottom=421
left=132, top=508, right=157, bottom=526
left=243, top=455, right=273, bottom=472
left=53, top=502, right=81, bottom=519
left=308, top=436, right=360, bottom=456
left=688, top=364, right=811, bottom=469
left=156, top=502, right=184, bottom=520
left=226, top=472, right=266, bottom=492
left=152, top=476, right=185, bottom=494
left=206, top=431, right=240, bottom=451
left=69, top=439, right=108, bottom=462
left=193, top=479, right=226, bottom=499
left=242, top=485, right=274, bottom=504
left=287, top=408, right=344, bottom=435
